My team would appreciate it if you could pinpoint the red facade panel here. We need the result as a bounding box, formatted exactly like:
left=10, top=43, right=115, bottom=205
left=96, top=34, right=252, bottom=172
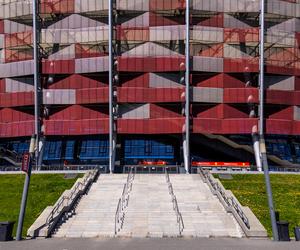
left=193, top=118, right=257, bottom=134
left=150, top=0, right=185, bottom=10
left=292, top=121, right=300, bottom=135
left=44, top=119, right=109, bottom=135
left=0, top=92, right=34, bottom=107
left=193, top=118, right=222, bottom=134
left=266, top=90, right=294, bottom=105
left=222, top=119, right=258, bottom=134
left=196, top=74, right=245, bottom=88
left=266, top=64, right=295, bottom=76
left=223, top=88, right=258, bottom=103
left=0, top=121, right=34, bottom=137
left=0, top=108, right=34, bottom=122
left=0, top=80, right=5, bottom=93
left=266, top=119, right=293, bottom=135
left=0, top=20, right=4, bottom=34
left=118, top=118, right=184, bottom=134
left=76, top=88, right=109, bottom=104
left=117, top=87, right=183, bottom=103
left=293, top=91, right=300, bottom=105
left=223, top=58, right=259, bottom=73
left=118, top=57, right=185, bottom=72
left=42, top=60, right=75, bottom=74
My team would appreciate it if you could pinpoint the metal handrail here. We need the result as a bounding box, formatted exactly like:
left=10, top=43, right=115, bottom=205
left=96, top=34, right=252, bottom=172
left=114, top=167, right=135, bottom=235
left=0, top=147, right=23, bottom=163
left=199, top=168, right=250, bottom=229
left=165, top=170, right=184, bottom=235
left=114, top=198, right=122, bottom=235
left=45, top=170, right=97, bottom=226
left=40, top=165, right=108, bottom=171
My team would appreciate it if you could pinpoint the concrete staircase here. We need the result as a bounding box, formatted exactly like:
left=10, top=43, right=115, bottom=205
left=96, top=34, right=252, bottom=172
left=54, top=174, right=127, bottom=237
left=170, top=174, right=243, bottom=237
left=118, top=174, right=179, bottom=237
left=53, top=174, right=243, bottom=238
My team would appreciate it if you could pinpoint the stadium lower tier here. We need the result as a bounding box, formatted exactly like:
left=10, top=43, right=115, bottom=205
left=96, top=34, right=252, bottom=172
left=1, top=135, right=300, bottom=169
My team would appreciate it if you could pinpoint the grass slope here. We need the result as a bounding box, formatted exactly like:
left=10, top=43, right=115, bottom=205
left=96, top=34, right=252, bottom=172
left=0, top=174, right=82, bottom=237
left=216, top=174, right=300, bottom=237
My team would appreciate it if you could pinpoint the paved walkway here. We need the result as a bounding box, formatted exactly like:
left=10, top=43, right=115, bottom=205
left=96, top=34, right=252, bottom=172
left=0, top=238, right=299, bottom=250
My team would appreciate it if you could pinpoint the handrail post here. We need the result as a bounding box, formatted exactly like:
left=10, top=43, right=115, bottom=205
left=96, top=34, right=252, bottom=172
left=199, top=170, right=250, bottom=229
left=115, top=169, right=134, bottom=235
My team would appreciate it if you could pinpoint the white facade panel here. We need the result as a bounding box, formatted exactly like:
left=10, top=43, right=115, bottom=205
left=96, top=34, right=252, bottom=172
left=117, top=0, right=149, bottom=11
left=5, top=78, right=34, bottom=92
left=150, top=25, right=186, bottom=41
left=193, top=56, right=224, bottom=72
left=75, top=56, right=109, bottom=73
left=192, top=26, right=223, bottom=43
left=75, top=0, right=108, bottom=12
left=43, top=89, right=76, bottom=105
left=193, top=87, right=224, bottom=103
left=41, top=27, right=109, bottom=44
left=0, top=1, right=32, bottom=19
left=119, top=104, right=150, bottom=119
left=0, top=60, right=33, bottom=78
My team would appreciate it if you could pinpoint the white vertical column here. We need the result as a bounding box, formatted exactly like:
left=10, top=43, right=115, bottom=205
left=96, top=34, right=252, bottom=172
left=183, top=0, right=190, bottom=173
left=109, top=0, right=115, bottom=173
left=33, top=0, right=40, bottom=168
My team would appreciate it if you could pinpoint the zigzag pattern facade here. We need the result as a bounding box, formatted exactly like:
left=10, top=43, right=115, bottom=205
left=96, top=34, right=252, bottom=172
left=0, top=0, right=299, bottom=166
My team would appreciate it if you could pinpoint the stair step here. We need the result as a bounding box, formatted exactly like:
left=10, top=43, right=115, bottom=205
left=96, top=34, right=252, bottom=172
left=53, top=174, right=243, bottom=238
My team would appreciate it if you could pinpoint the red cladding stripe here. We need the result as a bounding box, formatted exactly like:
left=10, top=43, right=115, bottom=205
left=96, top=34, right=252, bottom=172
left=118, top=118, right=185, bottom=134
left=118, top=57, right=185, bottom=72
left=0, top=121, right=34, bottom=137
left=193, top=118, right=258, bottom=134
left=76, top=88, right=109, bottom=104
left=117, top=87, right=183, bottom=103
left=42, top=60, right=75, bottom=74
left=224, top=58, right=259, bottom=73
left=44, top=119, right=109, bottom=135
left=0, top=92, right=34, bottom=107
left=223, top=88, right=258, bottom=103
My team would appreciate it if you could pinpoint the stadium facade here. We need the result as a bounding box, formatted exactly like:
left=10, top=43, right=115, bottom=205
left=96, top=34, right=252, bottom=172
left=0, top=0, right=300, bottom=172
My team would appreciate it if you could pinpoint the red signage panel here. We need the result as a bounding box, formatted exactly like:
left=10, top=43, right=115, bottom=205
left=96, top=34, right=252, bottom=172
left=21, top=153, right=30, bottom=173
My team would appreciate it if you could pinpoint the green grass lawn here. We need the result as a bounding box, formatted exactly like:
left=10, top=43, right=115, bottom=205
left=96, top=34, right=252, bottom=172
left=0, top=174, right=83, bottom=237
left=215, top=174, right=300, bottom=237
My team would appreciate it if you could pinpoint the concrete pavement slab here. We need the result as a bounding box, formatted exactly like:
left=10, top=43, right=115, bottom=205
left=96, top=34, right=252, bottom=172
left=0, top=238, right=299, bottom=250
